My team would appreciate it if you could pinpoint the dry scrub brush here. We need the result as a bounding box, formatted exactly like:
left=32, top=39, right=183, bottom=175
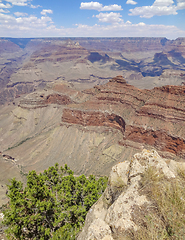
left=130, top=167, right=185, bottom=240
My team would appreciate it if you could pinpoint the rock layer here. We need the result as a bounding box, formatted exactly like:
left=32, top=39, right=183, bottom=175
left=61, top=76, right=185, bottom=158
left=125, top=126, right=185, bottom=157
left=62, top=109, right=125, bottom=133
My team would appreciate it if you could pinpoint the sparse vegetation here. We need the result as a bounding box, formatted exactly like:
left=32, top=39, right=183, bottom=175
left=19, top=165, right=28, bottom=177
left=129, top=167, right=185, bottom=240
left=2, top=163, right=108, bottom=239
left=6, top=137, right=32, bottom=151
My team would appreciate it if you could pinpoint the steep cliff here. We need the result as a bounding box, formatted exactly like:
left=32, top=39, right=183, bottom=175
left=61, top=76, right=185, bottom=158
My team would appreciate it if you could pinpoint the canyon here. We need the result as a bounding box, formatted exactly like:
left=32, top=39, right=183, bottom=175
left=0, top=37, right=185, bottom=208
left=0, top=37, right=185, bottom=105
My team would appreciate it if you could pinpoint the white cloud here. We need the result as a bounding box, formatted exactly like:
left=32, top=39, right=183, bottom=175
left=14, top=12, right=28, bottom=17
left=0, top=12, right=184, bottom=39
left=129, top=0, right=178, bottom=18
left=41, top=9, right=53, bottom=15
left=95, top=12, right=123, bottom=23
left=129, top=0, right=185, bottom=17
left=0, top=0, right=184, bottom=39
left=137, top=22, right=146, bottom=26
left=129, top=6, right=177, bottom=18
left=30, top=4, right=41, bottom=9
left=15, top=16, right=53, bottom=27
left=80, top=1, right=103, bottom=10
left=125, top=20, right=132, bottom=24
left=0, top=3, right=11, bottom=8
left=126, top=0, right=137, bottom=5
left=0, top=12, right=54, bottom=36
left=80, top=1, right=122, bottom=11
left=176, top=0, right=185, bottom=9
left=68, top=22, right=185, bottom=39
left=0, top=12, right=15, bottom=22
left=0, top=9, right=9, bottom=13
left=101, top=4, right=123, bottom=11
left=5, top=0, right=29, bottom=6
left=153, top=0, right=174, bottom=6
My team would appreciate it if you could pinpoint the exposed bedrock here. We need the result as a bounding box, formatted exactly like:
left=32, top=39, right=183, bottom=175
left=154, top=85, right=185, bottom=95
left=29, top=40, right=88, bottom=63
left=0, top=82, right=35, bottom=105
left=77, top=149, right=185, bottom=240
left=61, top=76, right=185, bottom=158
left=62, top=108, right=185, bottom=157
left=62, top=109, right=126, bottom=134
left=44, top=93, right=73, bottom=105
left=76, top=37, right=169, bottom=52
left=0, top=39, right=21, bottom=54
left=19, top=93, right=73, bottom=109
left=125, top=126, right=185, bottom=157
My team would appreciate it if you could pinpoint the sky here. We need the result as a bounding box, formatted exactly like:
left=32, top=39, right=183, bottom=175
left=0, top=0, right=185, bottom=39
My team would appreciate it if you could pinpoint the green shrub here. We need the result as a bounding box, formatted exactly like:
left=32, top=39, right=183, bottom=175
left=3, top=163, right=108, bottom=239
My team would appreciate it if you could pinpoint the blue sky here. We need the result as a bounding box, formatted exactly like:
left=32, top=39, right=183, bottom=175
left=0, top=0, right=185, bottom=39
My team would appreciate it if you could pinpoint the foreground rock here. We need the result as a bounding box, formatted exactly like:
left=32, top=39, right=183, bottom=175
left=78, top=149, right=185, bottom=240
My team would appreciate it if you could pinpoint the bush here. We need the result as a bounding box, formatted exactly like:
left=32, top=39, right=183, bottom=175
left=3, top=163, right=108, bottom=239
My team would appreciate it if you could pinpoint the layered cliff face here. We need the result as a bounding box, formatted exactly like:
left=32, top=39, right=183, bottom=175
left=75, top=37, right=168, bottom=52
left=61, top=76, right=185, bottom=158
left=29, top=39, right=88, bottom=63
left=62, top=109, right=125, bottom=133
left=77, top=149, right=185, bottom=240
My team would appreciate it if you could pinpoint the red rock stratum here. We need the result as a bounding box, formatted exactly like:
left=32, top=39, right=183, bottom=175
left=61, top=76, right=185, bottom=158
left=62, top=109, right=125, bottom=133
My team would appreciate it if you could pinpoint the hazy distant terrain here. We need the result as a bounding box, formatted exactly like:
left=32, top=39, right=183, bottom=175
left=0, top=37, right=185, bottom=105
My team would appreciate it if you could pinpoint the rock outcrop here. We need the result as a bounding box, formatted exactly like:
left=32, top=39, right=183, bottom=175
left=61, top=76, right=185, bottom=158
left=18, top=92, right=74, bottom=109
left=62, top=109, right=125, bottom=133
left=78, top=149, right=185, bottom=240
left=125, top=126, right=185, bottom=156
left=29, top=39, right=88, bottom=63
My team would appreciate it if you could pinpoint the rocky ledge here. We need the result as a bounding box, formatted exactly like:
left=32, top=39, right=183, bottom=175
left=18, top=92, right=74, bottom=109
left=62, top=109, right=125, bottom=133
left=78, top=149, right=185, bottom=240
